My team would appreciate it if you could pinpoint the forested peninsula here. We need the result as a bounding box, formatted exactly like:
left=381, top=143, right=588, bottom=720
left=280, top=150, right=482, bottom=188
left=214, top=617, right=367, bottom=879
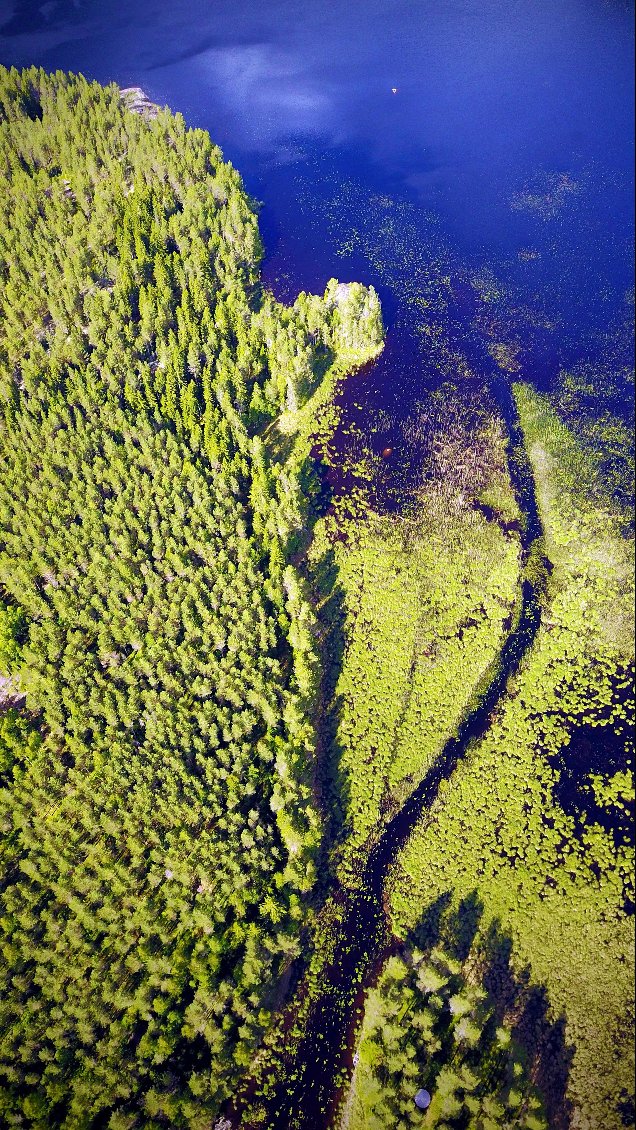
left=0, top=67, right=633, bottom=1130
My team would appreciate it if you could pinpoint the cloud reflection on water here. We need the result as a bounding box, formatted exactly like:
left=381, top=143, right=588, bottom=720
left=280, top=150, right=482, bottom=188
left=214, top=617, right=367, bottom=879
left=0, top=0, right=632, bottom=314
left=191, top=43, right=335, bottom=157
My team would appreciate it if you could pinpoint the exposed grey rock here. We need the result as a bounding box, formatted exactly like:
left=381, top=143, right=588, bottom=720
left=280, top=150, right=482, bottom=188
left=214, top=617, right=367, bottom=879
left=0, top=673, right=25, bottom=713
left=120, top=86, right=159, bottom=119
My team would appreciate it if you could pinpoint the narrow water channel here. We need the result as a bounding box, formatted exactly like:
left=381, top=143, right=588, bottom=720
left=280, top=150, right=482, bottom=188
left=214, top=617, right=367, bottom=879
left=232, top=366, right=545, bottom=1130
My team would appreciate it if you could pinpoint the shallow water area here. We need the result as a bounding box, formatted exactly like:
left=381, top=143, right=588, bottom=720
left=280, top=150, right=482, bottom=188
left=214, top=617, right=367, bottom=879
left=1, top=6, right=633, bottom=1129
left=1, top=0, right=633, bottom=379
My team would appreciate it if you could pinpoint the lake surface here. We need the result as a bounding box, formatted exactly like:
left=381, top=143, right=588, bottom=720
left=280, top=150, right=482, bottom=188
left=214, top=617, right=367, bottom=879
left=1, top=0, right=634, bottom=479
left=1, top=7, right=633, bottom=1123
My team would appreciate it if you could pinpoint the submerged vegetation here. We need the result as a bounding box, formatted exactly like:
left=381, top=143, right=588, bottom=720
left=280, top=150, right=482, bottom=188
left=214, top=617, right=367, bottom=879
left=0, top=63, right=633, bottom=1130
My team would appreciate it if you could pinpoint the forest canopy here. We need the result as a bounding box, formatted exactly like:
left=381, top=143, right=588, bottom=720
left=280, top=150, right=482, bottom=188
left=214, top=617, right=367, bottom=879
left=0, top=66, right=383, bottom=1127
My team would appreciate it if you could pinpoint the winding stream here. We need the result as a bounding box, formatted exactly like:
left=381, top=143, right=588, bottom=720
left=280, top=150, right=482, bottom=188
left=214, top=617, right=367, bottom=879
left=1, top=5, right=631, bottom=1127
left=231, top=365, right=545, bottom=1130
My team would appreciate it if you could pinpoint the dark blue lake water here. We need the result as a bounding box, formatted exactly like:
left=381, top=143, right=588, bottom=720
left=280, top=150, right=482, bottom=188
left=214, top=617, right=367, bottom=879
left=1, top=0, right=634, bottom=474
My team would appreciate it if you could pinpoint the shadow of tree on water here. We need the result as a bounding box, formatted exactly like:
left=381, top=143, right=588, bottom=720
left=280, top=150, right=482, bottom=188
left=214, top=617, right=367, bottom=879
left=478, top=917, right=574, bottom=1130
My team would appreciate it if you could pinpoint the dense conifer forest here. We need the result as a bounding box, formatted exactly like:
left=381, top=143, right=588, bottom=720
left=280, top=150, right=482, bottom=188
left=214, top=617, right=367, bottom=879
left=0, top=64, right=633, bottom=1130
left=0, top=66, right=382, bottom=1127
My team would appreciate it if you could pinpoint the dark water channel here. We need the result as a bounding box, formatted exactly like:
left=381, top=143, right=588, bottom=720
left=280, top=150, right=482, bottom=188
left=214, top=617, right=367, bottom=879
left=256, top=599, right=545, bottom=1129
left=1, top=3, right=632, bottom=1127
left=232, top=344, right=545, bottom=1129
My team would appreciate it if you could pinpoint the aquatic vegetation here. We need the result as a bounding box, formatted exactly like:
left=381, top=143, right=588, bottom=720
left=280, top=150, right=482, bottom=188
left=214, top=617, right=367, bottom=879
left=313, top=501, right=520, bottom=881
left=551, top=359, right=634, bottom=518
left=388, top=387, right=635, bottom=1130
left=487, top=340, right=522, bottom=373
left=510, top=171, right=581, bottom=220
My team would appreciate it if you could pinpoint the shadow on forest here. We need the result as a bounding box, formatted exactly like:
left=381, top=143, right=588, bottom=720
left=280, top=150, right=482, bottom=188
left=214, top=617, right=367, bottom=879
left=407, top=893, right=575, bottom=1130
left=284, top=439, right=351, bottom=872
left=308, top=541, right=351, bottom=866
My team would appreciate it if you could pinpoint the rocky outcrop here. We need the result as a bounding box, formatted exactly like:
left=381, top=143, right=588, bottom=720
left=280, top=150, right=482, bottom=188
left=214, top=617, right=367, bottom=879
left=119, top=86, right=159, bottom=119
left=0, top=673, right=25, bottom=713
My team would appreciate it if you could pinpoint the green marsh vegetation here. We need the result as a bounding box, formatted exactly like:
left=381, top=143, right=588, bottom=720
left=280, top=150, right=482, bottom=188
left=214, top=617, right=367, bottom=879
left=310, top=438, right=522, bottom=882
left=226, top=145, right=632, bottom=1129
left=230, top=276, right=546, bottom=1129
left=387, top=386, right=634, bottom=1130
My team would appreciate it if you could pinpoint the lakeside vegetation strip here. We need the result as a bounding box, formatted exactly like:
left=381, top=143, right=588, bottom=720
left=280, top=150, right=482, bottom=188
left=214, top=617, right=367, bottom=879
left=228, top=235, right=551, bottom=1127
left=314, top=501, right=521, bottom=882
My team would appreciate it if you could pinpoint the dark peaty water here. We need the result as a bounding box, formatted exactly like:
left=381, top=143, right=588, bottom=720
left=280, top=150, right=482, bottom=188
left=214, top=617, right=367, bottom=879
left=1, top=3, right=633, bottom=1124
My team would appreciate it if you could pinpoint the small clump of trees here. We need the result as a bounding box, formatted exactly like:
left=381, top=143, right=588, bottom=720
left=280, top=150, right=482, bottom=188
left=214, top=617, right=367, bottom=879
left=345, top=937, right=548, bottom=1130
